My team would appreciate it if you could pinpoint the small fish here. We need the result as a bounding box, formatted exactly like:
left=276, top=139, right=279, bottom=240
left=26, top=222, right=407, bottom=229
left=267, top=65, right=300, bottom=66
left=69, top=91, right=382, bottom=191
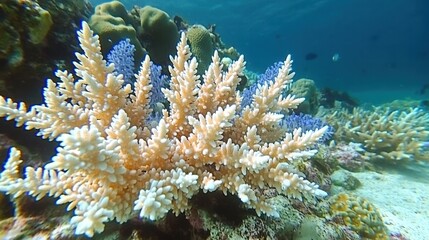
left=305, top=52, right=318, bottom=61
left=332, top=53, right=340, bottom=62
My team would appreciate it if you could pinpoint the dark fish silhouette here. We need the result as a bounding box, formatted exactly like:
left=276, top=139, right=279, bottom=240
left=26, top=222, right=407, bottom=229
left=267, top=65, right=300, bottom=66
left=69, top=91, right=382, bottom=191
left=305, top=52, right=318, bottom=61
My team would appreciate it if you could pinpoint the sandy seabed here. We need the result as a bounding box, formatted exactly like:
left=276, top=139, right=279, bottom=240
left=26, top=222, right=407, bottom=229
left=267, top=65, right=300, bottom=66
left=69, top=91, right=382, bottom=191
left=350, top=162, right=429, bottom=240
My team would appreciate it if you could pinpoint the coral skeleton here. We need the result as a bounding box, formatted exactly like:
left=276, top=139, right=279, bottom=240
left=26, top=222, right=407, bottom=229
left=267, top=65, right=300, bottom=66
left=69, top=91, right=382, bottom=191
left=0, top=22, right=327, bottom=236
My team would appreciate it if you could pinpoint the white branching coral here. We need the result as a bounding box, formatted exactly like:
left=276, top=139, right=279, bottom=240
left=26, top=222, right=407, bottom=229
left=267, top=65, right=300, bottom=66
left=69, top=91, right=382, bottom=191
left=0, top=22, right=327, bottom=236
left=323, top=106, right=429, bottom=162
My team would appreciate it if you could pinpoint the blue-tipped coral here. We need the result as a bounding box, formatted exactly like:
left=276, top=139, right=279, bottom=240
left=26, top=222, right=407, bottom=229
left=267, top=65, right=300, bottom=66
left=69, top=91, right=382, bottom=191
left=107, top=38, right=136, bottom=83
left=148, top=62, right=168, bottom=109
left=241, top=62, right=285, bottom=109
left=281, top=113, right=334, bottom=143
left=107, top=39, right=169, bottom=112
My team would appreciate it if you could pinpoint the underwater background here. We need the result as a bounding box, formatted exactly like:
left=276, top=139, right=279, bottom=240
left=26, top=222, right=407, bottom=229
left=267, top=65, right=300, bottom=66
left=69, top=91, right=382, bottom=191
left=93, top=0, right=429, bottom=104
left=0, top=0, right=428, bottom=239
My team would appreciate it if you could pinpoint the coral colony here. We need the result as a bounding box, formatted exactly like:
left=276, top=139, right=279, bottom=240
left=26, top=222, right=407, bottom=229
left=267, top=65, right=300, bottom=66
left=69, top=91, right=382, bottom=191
left=107, top=38, right=136, bottom=84
left=0, top=22, right=327, bottom=236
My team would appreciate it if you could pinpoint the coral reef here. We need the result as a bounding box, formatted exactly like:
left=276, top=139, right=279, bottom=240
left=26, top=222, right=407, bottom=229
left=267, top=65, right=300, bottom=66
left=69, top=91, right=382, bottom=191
left=147, top=63, right=169, bottom=111
left=186, top=24, right=215, bottom=74
left=330, top=169, right=361, bottom=191
left=89, top=0, right=237, bottom=74
left=293, top=216, right=345, bottom=240
left=88, top=1, right=145, bottom=63
left=107, top=38, right=137, bottom=83
left=331, top=142, right=368, bottom=171
left=328, top=193, right=389, bottom=240
left=136, top=5, right=179, bottom=67
left=281, top=113, right=333, bottom=143
left=290, top=78, right=321, bottom=114
left=27, top=4, right=53, bottom=45
left=186, top=194, right=343, bottom=240
left=241, top=62, right=285, bottom=109
left=0, top=22, right=327, bottom=237
left=322, top=106, right=429, bottom=162
left=0, top=0, right=93, bottom=104
left=0, top=0, right=52, bottom=69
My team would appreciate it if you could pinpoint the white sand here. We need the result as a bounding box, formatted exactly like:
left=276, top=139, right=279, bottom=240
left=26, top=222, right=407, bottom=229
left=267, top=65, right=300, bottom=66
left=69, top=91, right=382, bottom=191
left=349, top=162, right=429, bottom=239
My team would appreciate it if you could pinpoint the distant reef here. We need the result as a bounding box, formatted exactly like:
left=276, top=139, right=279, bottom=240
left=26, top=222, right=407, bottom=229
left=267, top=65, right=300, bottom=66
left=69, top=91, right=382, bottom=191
left=0, top=0, right=93, bottom=104
left=0, top=0, right=240, bottom=105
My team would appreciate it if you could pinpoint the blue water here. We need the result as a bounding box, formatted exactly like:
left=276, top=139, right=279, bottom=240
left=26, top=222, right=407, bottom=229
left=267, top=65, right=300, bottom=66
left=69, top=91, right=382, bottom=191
left=91, top=0, right=429, bottom=103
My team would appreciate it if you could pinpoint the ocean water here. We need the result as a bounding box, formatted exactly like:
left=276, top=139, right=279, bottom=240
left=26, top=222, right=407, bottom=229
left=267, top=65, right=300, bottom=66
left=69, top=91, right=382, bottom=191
left=93, top=0, right=429, bottom=104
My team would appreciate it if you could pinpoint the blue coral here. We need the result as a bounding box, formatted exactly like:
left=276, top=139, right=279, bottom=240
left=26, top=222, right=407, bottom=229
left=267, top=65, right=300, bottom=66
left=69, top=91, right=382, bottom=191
left=258, top=61, right=284, bottom=84
left=107, top=39, right=168, bottom=109
left=107, top=38, right=136, bottom=83
left=149, top=62, right=168, bottom=108
left=281, top=113, right=334, bottom=143
left=241, top=62, right=284, bottom=109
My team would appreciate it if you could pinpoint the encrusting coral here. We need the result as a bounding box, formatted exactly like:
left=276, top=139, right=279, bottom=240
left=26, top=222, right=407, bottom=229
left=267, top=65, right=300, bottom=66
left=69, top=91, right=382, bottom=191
left=0, top=22, right=327, bottom=237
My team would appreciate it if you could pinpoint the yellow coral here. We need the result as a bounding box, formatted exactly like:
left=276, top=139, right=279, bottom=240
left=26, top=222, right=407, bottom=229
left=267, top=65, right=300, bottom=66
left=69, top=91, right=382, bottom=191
left=329, top=193, right=388, bottom=240
left=0, top=22, right=327, bottom=237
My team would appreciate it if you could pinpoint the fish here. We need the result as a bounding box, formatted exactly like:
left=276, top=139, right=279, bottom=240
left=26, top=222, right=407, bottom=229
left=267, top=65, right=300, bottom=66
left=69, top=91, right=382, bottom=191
left=332, top=53, right=340, bottom=62
left=305, top=52, right=318, bottom=61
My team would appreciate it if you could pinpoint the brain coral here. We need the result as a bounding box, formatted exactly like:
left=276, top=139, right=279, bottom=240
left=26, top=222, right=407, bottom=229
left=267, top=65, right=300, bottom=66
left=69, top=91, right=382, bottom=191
left=329, top=193, right=388, bottom=240
left=186, top=24, right=214, bottom=74
left=290, top=78, right=320, bottom=115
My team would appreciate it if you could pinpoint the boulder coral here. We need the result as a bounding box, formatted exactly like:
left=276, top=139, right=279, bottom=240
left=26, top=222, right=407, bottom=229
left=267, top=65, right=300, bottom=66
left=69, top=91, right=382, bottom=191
left=290, top=78, right=321, bottom=115
left=27, top=5, right=53, bottom=45
left=137, top=5, right=179, bottom=66
left=186, top=24, right=215, bottom=74
left=89, top=1, right=145, bottom=63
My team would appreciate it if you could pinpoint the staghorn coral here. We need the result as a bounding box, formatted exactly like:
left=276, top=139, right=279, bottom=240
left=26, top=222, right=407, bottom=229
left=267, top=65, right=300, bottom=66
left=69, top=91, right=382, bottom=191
left=107, top=38, right=136, bottom=83
left=0, top=22, right=327, bottom=237
left=241, top=61, right=284, bottom=110
left=281, top=113, right=333, bottom=143
left=323, top=106, right=429, bottom=162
